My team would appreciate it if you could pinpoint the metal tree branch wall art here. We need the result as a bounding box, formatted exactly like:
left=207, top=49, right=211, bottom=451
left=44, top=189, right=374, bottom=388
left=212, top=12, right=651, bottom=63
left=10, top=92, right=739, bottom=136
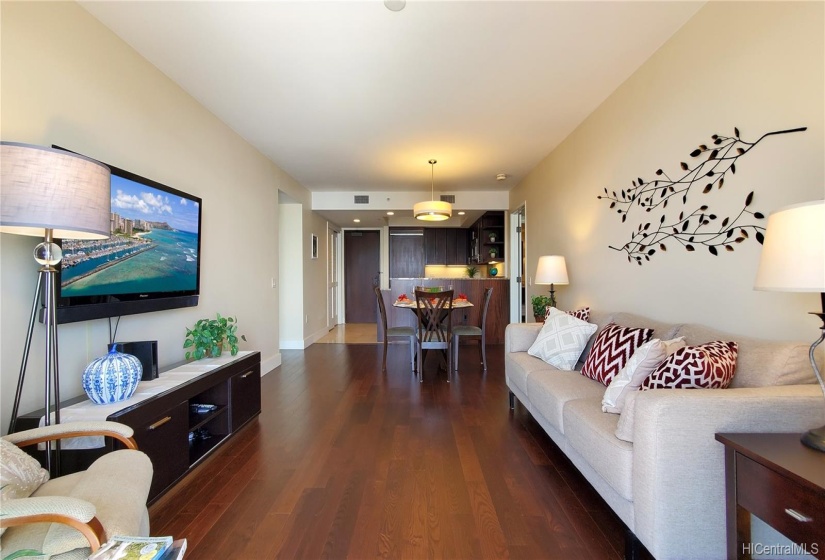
left=598, top=126, right=806, bottom=265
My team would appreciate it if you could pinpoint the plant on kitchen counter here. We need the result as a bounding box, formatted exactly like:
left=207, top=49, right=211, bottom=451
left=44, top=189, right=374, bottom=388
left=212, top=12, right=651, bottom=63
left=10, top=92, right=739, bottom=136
left=466, top=266, right=478, bottom=278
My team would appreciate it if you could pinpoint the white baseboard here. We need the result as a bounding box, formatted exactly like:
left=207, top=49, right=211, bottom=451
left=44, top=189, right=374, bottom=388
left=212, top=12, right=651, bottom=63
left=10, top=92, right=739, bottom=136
left=261, top=352, right=281, bottom=375
left=304, top=325, right=329, bottom=347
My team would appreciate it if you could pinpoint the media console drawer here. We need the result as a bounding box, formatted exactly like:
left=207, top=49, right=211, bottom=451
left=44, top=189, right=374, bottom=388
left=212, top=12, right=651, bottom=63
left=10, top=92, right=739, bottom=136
left=128, top=400, right=190, bottom=500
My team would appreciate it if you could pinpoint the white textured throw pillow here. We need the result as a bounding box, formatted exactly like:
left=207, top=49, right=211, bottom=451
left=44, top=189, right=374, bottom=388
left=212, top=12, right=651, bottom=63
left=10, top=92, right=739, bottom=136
left=528, top=307, right=597, bottom=370
left=0, top=438, right=50, bottom=503
left=602, top=336, right=687, bottom=414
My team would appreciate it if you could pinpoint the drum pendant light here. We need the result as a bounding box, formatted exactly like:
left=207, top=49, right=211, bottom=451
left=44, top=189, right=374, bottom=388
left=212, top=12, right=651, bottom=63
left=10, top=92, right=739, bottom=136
left=414, top=159, right=452, bottom=221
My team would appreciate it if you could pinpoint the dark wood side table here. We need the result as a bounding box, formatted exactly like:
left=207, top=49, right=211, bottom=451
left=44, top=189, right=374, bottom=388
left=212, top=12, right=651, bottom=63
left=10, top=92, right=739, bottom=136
left=716, top=433, right=825, bottom=560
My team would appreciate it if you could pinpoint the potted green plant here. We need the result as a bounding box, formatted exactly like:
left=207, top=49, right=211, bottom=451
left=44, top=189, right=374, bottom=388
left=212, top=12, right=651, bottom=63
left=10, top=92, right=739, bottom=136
left=184, top=313, right=246, bottom=360
left=531, top=295, right=552, bottom=323
left=466, top=265, right=478, bottom=278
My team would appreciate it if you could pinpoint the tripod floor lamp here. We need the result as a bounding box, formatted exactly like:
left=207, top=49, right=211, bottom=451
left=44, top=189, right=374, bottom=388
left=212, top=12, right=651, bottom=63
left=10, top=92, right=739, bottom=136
left=1, top=142, right=110, bottom=472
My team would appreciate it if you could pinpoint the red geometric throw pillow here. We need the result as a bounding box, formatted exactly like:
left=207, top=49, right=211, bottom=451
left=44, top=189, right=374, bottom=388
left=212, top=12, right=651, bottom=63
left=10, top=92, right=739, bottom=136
left=580, top=323, right=653, bottom=386
left=544, top=306, right=591, bottom=322
left=642, top=341, right=738, bottom=390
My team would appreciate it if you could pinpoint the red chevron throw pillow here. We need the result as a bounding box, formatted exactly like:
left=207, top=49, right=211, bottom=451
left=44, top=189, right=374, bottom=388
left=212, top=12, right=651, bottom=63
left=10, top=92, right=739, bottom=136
left=580, top=323, right=653, bottom=386
left=642, top=341, right=738, bottom=390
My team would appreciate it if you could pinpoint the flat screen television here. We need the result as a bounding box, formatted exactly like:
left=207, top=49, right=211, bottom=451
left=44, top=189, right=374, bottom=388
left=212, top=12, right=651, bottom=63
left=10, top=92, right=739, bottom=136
left=51, top=146, right=201, bottom=323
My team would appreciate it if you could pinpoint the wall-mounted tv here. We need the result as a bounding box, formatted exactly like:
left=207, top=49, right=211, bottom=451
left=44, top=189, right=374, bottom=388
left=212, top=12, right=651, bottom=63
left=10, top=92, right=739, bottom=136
left=52, top=146, right=201, bottom=324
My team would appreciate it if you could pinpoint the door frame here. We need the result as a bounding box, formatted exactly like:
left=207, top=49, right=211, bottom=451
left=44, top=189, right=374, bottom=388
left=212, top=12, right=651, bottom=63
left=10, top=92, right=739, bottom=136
left=341, top=227, right=382, bottom=323
left=510, top=203, right=526, bottom=324
left=327, top=223, right=342, bottom=329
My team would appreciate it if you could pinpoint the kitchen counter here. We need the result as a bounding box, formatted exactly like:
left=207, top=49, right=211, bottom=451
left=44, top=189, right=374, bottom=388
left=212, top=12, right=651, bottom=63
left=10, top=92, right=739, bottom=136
left=393, top=277, right=509, bottom=280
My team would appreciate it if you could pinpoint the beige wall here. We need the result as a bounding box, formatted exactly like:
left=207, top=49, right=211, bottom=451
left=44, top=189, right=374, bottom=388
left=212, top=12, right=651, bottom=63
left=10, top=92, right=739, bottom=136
left=512, top=1, right=824, bottom=341
left=0, top=1, right=321, bottom=434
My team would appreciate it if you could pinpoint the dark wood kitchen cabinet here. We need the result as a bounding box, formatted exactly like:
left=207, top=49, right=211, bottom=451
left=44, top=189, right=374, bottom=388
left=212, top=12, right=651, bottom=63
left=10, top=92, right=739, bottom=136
left=389, top=227, right=425, bottom=278
left=446, top=228, right=469, bottom=265
left=424, top=228, right=469, bottom=265
left=472, top=212, right=505, bottom=264
left=424, top=228, right=447, bottom=264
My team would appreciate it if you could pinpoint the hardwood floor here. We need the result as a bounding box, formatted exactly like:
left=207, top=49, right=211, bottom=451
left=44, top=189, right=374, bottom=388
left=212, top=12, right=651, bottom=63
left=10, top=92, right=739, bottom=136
left=149, top=343, right=630, bottom=559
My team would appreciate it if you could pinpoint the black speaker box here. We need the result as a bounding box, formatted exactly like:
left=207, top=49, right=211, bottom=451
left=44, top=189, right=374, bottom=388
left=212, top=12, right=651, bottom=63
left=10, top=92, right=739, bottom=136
left=108, top=340, right=159, bottom=381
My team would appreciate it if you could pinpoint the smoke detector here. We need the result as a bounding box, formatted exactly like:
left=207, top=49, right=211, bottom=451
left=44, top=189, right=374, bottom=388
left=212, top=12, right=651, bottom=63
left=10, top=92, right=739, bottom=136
left=384, top=0, right=406, bottom=11
left=496, top=173, right=508, bottom=181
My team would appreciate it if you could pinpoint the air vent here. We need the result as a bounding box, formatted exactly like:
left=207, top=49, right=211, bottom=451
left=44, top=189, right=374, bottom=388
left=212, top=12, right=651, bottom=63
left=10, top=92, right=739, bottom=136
left=440, top=194, right=455, bottom=203
left=354, top=195, right=369, bottom=204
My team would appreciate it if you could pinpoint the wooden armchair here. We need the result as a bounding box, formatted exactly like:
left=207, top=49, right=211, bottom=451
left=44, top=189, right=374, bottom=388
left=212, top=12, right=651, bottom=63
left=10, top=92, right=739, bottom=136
left=1, top=421, right=153, bottom=558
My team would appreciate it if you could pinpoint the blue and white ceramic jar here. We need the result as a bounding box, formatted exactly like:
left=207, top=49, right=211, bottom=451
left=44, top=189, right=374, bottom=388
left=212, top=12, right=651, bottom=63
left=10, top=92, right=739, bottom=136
left=82, top=348, right=142, bottom=404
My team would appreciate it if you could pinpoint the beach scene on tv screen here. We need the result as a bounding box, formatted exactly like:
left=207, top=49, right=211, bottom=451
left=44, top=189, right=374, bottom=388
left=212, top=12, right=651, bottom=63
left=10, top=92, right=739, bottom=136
left=61, top=175, right=200, bottom=297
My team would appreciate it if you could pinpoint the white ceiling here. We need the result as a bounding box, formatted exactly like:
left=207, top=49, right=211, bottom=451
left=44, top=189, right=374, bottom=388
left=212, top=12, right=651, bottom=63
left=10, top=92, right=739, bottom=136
left=81, top=0, right=703, bottom=227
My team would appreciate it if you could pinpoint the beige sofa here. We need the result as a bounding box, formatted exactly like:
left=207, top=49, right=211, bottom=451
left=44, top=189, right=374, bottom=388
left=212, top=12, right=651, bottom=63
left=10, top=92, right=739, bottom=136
left=505, top=310, right=824, bottom=560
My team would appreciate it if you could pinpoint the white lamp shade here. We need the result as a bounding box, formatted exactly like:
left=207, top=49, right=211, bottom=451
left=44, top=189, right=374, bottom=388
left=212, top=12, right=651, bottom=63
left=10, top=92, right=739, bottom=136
left=535, top=255, right=569, bottom=285
left=414, top=199, right=452, bottom=221
left=754, top=200, right=825, bottom=292
left=1, top=142, right=111, bottom=240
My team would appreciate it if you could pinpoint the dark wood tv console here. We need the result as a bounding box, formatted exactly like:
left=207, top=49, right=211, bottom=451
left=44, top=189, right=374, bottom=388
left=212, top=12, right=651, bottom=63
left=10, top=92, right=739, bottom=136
left=15, top=351, right=261, bottom=504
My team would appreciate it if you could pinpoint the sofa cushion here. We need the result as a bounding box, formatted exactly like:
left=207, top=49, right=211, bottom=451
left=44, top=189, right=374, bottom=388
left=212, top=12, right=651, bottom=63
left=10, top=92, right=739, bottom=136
left=505, top=351, right=559, bottom=401
left=526, top=369, right=604, bottom=435
left=673, top=323, right=819, bottom=388
left=581, top=323, right=653, bottom=386
left=528, top=308, right=597, bottom=370
left=610, top=312, right=680, bottom=340
left=603, top=337, right=686, bottom=414
left=564, top=397, right=634, bottom=501
left=643, top=341, right=738, bottom=390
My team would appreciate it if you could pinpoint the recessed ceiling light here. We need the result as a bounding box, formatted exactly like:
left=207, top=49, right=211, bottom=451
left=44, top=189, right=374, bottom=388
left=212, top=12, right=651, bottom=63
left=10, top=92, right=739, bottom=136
left=458, top=211, right=465, bottom=215
left=353, top=218, right=361, bottom=223
left=386, top=211, right=394, bottom=216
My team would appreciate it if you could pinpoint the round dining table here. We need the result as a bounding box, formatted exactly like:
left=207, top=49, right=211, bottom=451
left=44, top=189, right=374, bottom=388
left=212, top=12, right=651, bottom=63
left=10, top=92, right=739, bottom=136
left=393, top=295, right=474, bottom=378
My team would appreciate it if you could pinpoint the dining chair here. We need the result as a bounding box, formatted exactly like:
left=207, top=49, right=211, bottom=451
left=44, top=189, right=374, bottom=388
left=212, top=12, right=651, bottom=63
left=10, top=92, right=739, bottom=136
left=374, top=286, right=416, bottom=373
left=452, top=287, right=493, bottom=372
left=413, top=288, right=454, bottom=382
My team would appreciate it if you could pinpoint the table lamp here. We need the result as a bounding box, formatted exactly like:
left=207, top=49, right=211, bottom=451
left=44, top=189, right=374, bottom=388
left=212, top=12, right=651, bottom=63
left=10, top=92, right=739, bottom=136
left=754, top=200, right=825, bottom=452
left=535, top=255, right=569, bottom=309
left=1, top=142, right=110, bottom=470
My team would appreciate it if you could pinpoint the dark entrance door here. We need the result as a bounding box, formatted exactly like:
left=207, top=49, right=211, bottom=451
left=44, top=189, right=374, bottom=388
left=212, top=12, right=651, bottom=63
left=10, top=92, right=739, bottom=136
left=344, top=230, right=380, bottom=323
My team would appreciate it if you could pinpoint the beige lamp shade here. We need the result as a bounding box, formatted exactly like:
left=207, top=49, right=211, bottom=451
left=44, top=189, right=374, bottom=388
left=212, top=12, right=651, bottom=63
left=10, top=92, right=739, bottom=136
left=1, top=142, right=111, bottom=240
left=414, top=199, right=452, bottom=221
left=754, top=200, right=825, bottom=292
left=535, top=255, right=569, bottom=285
